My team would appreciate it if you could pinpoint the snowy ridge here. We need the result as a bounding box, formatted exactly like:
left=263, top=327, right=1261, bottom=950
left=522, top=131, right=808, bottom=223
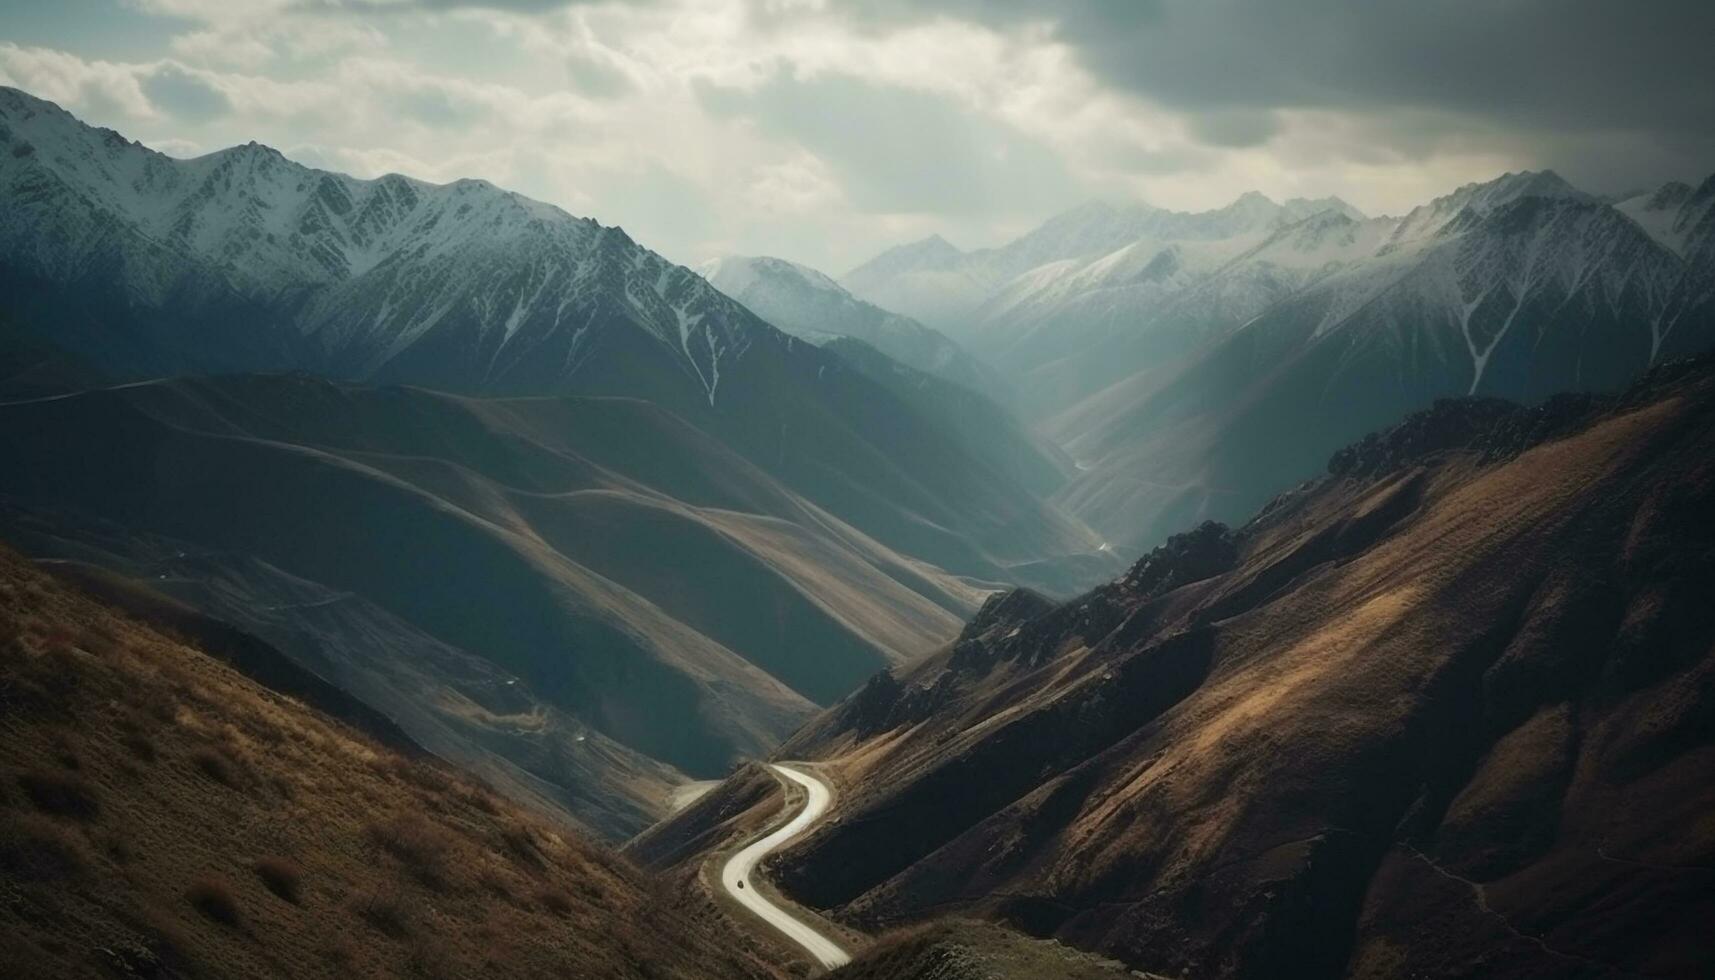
left=844, top=167, right=1711, bottom=423
left=841, top=190, right=1366, bottom=338
left=0, top=85, right=768, bottom=403
left=1275, top=184, right=1689, bottom=385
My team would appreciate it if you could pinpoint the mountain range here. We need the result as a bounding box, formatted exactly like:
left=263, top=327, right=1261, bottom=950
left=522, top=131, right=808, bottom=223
left=0, top=85, right=1113, bottom=597
left=846, top=170, right=1715, bottom=551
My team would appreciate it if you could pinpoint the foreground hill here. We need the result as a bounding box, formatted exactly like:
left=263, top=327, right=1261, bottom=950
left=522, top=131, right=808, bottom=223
left=754, top=356, right=1715, bottom=978
left=0, top=543, right=784, bottom=980
left=0, top=371, right=996, bottom=838
left=0, top=86, right=1110, bottom=594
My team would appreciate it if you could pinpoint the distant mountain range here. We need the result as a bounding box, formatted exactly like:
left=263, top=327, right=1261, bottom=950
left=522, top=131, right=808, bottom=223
left=846, top=169, right=1715, bottom=550
left=843, top=190, right=1367, bottom=377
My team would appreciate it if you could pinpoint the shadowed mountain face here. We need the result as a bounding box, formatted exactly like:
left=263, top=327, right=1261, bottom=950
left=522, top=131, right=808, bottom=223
left=0, top=372, right=1002, bottom=838
left=0, top=86, right=1113, bottom=596
left=756, top=356, right=1715, bottom=979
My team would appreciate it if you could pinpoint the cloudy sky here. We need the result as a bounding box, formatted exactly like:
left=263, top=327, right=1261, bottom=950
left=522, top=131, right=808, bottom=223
left=2, top=0, right=1710, bottom=270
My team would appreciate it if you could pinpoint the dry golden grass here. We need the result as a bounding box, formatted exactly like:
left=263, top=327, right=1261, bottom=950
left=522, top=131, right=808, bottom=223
left=0, top=544, right=783, bottom=980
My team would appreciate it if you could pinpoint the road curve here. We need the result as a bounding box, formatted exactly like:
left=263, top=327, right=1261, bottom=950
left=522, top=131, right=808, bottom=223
left=719, top=763, right=851, bottom=970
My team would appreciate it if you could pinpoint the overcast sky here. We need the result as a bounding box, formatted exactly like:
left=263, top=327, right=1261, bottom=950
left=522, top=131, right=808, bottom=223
left=2, top=0, right=1710, bottom=270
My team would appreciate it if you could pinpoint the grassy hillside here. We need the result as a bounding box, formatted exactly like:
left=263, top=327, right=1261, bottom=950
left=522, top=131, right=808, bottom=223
left=0, top=542, right=784, bottom=980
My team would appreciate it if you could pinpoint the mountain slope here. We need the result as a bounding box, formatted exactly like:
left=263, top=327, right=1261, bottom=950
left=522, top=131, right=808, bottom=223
left=750, top=356, right=1715, bottom=978
left=0, top=371, right=1000, bottom=837
left=0, top=86, right=1111, bottom=594
left=699, top=254, right=1076, bottom=497
left=0, top=542, right=785, bottom=980
left=817, top=337, right=1070, bottom=499
left=700, top=254, right=1002, bottom=396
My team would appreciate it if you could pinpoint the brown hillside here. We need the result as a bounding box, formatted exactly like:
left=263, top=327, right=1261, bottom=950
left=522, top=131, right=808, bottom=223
left=766, top=357, right=1715, bottom=978
left=0, top=543, right=783, bottom=980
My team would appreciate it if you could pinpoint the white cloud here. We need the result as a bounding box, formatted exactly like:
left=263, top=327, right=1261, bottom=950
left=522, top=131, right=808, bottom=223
left=8, top=0, right=1643, bottom=271
left=0, top=43, right=159, bottom=123
left=142, top=135, right=204, bottom=157
left=170, top=30, right=276, bottom=67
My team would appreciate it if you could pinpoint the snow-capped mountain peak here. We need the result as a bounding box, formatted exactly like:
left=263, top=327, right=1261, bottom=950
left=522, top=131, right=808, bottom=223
left=1381, top=169, right=1594, bottom=253
left=700, top=254, right=841, bottom=299
left=1282, top=195, right=1367, bottom=223
left=0, top=84, right=781, bottom=408
left=1221, top=190, right=1281, bottom=226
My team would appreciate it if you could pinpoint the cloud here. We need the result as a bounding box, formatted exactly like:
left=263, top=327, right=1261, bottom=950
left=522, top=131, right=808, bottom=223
left=17, top=0, right=1707, bottom=275
left=696, top=68, right=1080, bottom=217
left=166, top=18, right=384, bottom=68
left=141, top=62, right=232, bottom=121
left=170, top=30, right=276, bottom=66
left=142, top=135, right=204, bottom=157
left=290, top=0, right=638, bottom=12
left=0, top=42, right=158, bottom=122
left=840, top=0, right=1715, bottom=187
left=562, top=43, right=637, bottom=98
left=1188, top=109, right=1279, bottom=149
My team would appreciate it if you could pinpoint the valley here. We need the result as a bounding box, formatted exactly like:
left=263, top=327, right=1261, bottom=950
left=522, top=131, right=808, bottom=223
left=1, top=12, right=1712, bottom=972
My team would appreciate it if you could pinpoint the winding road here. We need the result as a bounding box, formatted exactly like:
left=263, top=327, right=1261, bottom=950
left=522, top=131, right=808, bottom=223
left=719, top=763, right=851, bottom=971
